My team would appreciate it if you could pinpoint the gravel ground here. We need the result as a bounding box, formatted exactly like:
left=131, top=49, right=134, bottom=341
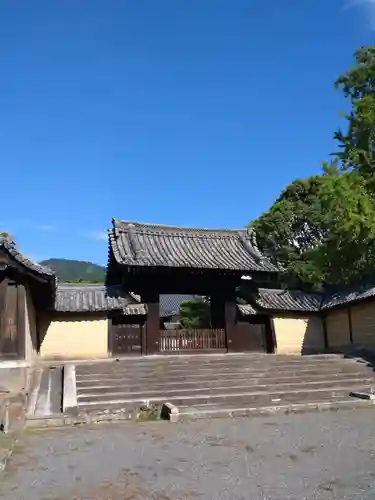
left=2, top=409, right=375, bottom=499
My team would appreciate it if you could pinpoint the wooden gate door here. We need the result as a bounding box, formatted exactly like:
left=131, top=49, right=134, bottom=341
left=110, top=317, right=143, bottom=356
left=230, top=321, right=267, bottom=353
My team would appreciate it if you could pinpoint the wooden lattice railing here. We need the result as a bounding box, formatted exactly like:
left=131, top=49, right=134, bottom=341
left=159, top=328, right=226, bottom=352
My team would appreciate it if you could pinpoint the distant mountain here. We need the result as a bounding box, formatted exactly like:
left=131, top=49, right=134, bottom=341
left=39, top=258, right=106, bottom=283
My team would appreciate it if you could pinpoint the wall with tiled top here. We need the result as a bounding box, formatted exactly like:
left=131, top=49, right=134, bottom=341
left=272, top=315, right=324, bottom=354
left=38, top=314, right=109, bottom=360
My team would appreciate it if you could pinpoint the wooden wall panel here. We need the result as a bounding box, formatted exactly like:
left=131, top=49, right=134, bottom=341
left=351, top=301, right=375, bottom=345
left=1, top=283, right=19, bottom=356
left=325, top=309, right=351, bottom=347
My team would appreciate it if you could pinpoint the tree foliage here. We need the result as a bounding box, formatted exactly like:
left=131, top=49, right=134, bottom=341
left=179, top=299, right=211, bottom=329
left=252, top=166, right=375, bottom=289
left=334, top=46, right=375, bottom=184
left=251, top=175, right=326, bottom=289
left=312, top=168, right=375, bottom=286
left=251, top=44, right=375, bottom=290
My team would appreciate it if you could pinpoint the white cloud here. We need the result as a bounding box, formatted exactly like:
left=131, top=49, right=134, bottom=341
left=35, top=224, right=55, bottom=232
left=345, top=0, right=375, bottom=28
left=0, top=221, right=56, bottom=232
left=88, top=230, right=108, bottom=242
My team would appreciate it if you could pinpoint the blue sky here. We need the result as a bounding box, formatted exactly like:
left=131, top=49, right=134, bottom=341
left=0, top=0, right=374, bottom=265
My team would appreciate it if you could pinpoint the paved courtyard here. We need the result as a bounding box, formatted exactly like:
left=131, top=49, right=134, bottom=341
left=2, top=409, right=375, bottom=499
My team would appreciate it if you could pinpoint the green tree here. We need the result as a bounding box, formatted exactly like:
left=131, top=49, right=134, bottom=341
left=251, top=174, right=327, bottom=290
left=252, top=166, right=375, bottom=289
left=334, top=45, right=375, bottom=185
left=312, top=167, right=375, bottom=286
left=250, top=46, right=375, bottom=290
left=179, top=299, right=211, bottom=329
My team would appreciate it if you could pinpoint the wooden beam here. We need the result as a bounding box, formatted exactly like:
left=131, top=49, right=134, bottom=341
left=142, top=292, right=160, bottom=355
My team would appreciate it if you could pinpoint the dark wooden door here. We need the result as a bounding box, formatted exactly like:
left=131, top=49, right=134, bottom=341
left=230, top=322, right=267, bottom=353
left=111, top=318, right=143, bottom=356
left=0, top=282, right=24, bottom=358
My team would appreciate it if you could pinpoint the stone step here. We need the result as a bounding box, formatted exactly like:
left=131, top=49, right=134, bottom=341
left=177, top=398, right=373, bottom=420
left=75, top=359, right=366, bottom=376
left=77, top=378, right=369, bottom=402
left=76, top=384, right=370, bottom=412
left=76, top=354, right=333, bottom=367
left=75, top=371, right=371, bottom=391
left=75, top=354, right=349, bottom=370
left=76, top=357, right=354, bottom=374
left=170, top=386, right=372, bottom=409
left=70, top=354, right=375, bottom=421
left=26, top=414, right=67, bottom=429
left=77, top=389, right=371, bottom=416
left=76, top=377, right=373, bottom=398
left=76, top=371, right=375, bottom=389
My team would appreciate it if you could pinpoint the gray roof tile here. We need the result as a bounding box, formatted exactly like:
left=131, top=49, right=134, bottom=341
left=255, top=288, right=322, bottom=312
left=108, top=219, right=279, bottom=273
left=54, top=283, right=146, bottom=314
left=0, top=233, right=55, bottom=279
left=237, top=303, right=258, bottom=316
left=122, top=303, right=147, bottom=315
left=322, top=283, right=375, bottom=310
left=160, top=294, right=203, bottom=317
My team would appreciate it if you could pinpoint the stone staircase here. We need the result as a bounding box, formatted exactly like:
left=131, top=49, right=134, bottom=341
left=72, top=354, right=375, bottom=421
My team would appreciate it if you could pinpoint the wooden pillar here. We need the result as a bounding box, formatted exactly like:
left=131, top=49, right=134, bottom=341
left=265, top=315, right=277, bottom=353
left=17, top=284, right=26, bottom=359
left=0, top=273, right=7, bottom=335
left=142, top=292, right=160, bottom=355
left=322, top=312, right=328, bottom=349
left=224, top=297, right=237, bottom=353
left=210, top=295, right=225, bottom=328
left=348, top=307, right=353, bottom=344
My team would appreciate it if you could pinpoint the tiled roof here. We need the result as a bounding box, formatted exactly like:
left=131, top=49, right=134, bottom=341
left=160, top=294, right=204, bottom=317
left=322, top=283, right=375, bottom=310
left=54, top=283, right=146, bottom=314
left=255, top=288, right=322, bottom=312
left=0, top=232, right=55, bottom=278
left=237, top=303, right=258, bottom=316
left=108, top=219, right=279, bottom=273
left=52, top=281, right=375, bottom=315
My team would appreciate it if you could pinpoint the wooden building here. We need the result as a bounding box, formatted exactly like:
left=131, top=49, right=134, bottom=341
left=0, top=233, right=56, bottom=364
left=106, top=218, right=280, bottom=355
left=5, top=221, right=375, bottom=363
